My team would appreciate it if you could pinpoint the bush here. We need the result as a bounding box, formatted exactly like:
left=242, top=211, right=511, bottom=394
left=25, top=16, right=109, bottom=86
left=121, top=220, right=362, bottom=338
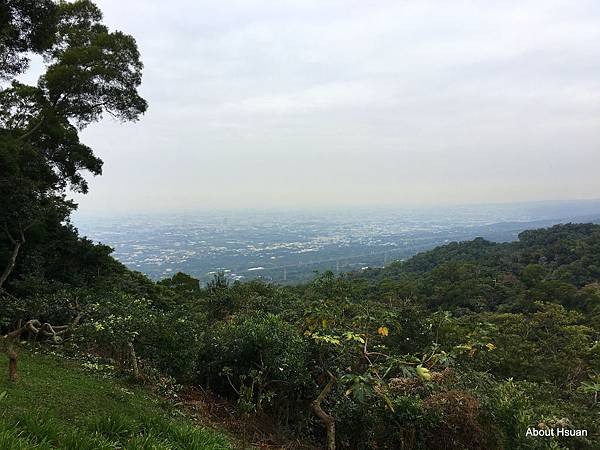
left=200, top=312, right=313, bottom=419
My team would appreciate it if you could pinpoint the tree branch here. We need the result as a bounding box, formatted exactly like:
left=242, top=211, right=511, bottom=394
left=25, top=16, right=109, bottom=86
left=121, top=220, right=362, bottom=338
left=2, top=316, right=80, bottom=383
left=17, top=114, right=45, bottom=141
left=312, top=371, right=337, bottom=450
left=0, top=238, right=22, bottom=290
left=2, top=222, right=16, bottom=245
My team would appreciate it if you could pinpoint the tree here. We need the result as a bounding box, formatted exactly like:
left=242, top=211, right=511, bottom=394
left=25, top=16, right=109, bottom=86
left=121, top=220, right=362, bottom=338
left=0, top=0, right=147, bottom=290
left=0, top=0, right=57, bottom=79
left=158, top=272, right=201, bottom=295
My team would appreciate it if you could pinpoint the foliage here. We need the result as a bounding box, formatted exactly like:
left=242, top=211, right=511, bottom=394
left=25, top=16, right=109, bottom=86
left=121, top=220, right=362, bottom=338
left=201, top=312, right=313, bottom=417
left=0, top=0, right=146, bottom=293
left=1, top=223, right=600, bottom=448
left=0, top=0, right=57, bottom=79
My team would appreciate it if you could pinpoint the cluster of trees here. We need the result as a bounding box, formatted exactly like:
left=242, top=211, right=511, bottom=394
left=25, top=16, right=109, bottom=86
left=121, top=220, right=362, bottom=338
left=2, top=2, right=600, bottom=449
left=358, top=223, right=600, bottom=314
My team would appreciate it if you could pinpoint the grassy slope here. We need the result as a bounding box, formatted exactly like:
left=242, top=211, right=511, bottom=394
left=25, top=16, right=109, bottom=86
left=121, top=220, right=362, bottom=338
left=0, top=349, right=232, bottom=449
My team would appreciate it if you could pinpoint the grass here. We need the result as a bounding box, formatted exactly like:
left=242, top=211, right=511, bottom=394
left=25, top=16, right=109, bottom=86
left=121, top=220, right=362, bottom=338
left=0, top=348, right=231, bottom=449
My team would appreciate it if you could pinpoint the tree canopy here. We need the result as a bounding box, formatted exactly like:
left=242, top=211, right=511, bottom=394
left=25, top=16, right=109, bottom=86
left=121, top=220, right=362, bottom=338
left=0, top=0, right=146, bottom=290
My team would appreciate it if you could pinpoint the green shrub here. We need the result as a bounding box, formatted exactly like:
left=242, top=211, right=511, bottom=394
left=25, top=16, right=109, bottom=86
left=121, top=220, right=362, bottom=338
left=201, top=312, right=313, bottom=418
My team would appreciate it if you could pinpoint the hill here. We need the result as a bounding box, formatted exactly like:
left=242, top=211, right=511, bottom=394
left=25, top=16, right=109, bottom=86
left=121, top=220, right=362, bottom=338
left=354, top=222, right=600, bottom=312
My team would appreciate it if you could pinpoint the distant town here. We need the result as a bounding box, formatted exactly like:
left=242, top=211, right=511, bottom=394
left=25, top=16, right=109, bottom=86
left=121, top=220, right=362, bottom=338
left=75, top=200, right=600, bottom=284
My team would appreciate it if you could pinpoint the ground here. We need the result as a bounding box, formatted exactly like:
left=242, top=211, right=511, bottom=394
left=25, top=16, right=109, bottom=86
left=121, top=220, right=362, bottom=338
left=0, top=347, right=233, bottom=449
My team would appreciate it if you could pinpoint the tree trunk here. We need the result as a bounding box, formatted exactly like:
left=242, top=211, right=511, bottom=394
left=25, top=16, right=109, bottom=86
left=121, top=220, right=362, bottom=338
left=7, top=344, right=17, bottom=382
left=2, top=316, right=81, bottom=385
left=0, top=240, right=22, bottom=290
left=128, top=341, right=139, bottom=379
left=312, top=373, right=336, bottom=450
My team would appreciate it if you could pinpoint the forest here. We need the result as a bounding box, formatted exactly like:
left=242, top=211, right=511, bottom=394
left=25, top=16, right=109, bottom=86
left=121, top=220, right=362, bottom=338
left=2, top=1, right=600, bottom=449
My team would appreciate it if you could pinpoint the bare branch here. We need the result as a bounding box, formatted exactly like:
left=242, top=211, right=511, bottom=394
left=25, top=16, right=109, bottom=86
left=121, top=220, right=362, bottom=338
left=2, top=222, right=16, bottom=245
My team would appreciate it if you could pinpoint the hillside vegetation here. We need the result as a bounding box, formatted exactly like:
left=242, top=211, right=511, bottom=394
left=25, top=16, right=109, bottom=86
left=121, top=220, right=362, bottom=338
left=1, top=223, right=599, bottom=449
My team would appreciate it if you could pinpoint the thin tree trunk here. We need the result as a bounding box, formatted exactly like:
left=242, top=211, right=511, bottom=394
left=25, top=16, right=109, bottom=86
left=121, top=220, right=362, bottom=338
left=0, top=222, right=29, bottom=291
left=3, top=325, right=25, bottom=383
left=7, top=343, right=17, bottom=382
left=312, top=373, right=336, bottom=450
left=128, top=341, right=139, bottom=379
left=0, top=240, right=22, bottom=290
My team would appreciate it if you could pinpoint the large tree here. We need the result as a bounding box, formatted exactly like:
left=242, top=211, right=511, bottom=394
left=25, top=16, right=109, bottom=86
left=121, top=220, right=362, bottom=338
left=0, top=0, right=147, bottom=290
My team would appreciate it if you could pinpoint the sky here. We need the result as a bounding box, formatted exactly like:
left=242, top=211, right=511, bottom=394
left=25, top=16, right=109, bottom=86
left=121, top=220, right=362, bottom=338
left=47, top=0, right=600, bottom=212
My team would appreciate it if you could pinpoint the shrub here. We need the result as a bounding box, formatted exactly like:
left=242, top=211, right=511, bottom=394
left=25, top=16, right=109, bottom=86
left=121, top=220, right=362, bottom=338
left=201, top=312, right=313, bottom=419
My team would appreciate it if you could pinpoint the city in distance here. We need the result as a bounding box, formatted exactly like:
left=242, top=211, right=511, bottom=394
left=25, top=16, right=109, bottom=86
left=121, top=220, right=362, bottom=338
left=75, top=199, right=600, bottom=284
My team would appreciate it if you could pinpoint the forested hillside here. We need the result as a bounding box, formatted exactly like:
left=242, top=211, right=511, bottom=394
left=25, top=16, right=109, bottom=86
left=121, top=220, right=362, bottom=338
left=357, top=222, right=600, bottom=312
left=2, top=222, right=599, bottom=449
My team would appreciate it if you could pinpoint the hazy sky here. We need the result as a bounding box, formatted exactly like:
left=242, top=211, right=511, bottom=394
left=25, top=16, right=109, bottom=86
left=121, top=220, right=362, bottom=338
left=56, top=0, right=600, bottom=212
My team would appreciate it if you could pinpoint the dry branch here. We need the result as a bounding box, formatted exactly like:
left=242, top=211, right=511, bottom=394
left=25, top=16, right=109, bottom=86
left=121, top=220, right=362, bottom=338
left=1, top=308, right=82, bottom=382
